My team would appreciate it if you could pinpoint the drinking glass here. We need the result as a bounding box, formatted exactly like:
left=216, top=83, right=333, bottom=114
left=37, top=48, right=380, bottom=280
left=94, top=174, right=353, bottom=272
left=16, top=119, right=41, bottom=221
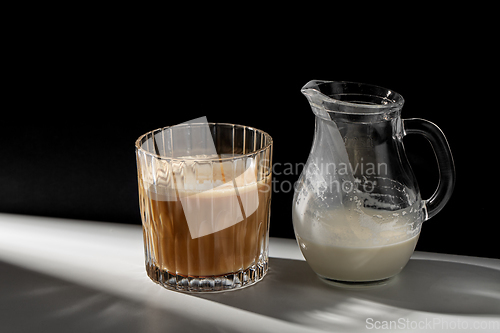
left=136, top=120, right=273, bottom=292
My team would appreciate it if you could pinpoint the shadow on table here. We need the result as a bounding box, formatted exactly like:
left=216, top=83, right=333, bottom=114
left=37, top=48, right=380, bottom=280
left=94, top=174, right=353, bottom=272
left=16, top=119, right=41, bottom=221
left=0, top=261, right=206, bottom=333
left=196, top=257, right=500, bottom=330
left=2, top=256, right=499, bottom=333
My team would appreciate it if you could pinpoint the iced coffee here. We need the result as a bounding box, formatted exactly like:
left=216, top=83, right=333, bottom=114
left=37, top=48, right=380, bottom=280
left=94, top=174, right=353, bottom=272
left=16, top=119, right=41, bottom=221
left=136, top=120, right=273, bottom=292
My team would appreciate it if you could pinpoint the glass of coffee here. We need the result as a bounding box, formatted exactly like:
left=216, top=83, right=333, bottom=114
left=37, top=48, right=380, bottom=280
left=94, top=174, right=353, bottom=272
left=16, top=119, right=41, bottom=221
left=135, top=119, right=273, bottom=292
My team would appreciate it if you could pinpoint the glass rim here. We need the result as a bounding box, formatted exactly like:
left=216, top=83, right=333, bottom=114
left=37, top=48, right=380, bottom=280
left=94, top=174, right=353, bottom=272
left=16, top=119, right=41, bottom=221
left=135, top=122, right=273, bottom=162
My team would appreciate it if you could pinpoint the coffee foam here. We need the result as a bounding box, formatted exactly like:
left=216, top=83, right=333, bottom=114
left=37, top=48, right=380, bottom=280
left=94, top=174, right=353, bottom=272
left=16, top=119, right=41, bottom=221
left=146, top=159, right=261, bottom=239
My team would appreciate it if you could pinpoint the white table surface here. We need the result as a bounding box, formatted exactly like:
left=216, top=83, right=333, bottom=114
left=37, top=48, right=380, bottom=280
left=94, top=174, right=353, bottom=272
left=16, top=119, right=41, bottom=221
left=0, top=213, right=498, bottom=333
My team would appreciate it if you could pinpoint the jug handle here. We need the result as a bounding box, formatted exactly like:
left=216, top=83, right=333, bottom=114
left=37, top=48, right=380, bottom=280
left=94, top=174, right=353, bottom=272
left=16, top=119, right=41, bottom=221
left=403, top=118, right=456, bottom=220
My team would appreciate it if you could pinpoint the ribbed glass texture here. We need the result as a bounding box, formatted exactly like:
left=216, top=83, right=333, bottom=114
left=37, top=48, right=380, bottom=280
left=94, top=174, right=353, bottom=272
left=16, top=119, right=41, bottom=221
left=135, top=123, right=273, bottom=292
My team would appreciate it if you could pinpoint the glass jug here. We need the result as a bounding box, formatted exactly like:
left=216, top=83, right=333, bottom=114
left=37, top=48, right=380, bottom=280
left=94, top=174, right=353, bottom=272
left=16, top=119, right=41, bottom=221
left=292, top=80, right=455, bottom=284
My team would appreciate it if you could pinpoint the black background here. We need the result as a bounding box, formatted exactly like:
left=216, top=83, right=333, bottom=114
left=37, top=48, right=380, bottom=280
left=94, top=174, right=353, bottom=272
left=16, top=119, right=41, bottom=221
left=2, top=17, right=498, bottom=259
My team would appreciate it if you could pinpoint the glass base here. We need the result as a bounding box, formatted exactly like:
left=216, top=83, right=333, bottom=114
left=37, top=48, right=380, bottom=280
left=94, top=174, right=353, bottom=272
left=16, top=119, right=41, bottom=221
left=146, top=260, right=268, bottom=293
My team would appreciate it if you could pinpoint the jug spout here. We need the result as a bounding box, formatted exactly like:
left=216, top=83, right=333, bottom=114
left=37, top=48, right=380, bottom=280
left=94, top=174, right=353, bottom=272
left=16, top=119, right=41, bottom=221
left=301, top=80, right=335, bottom=121
left=301, top=79, right=332, bottom=96
left=301, top=80, right=332, bottom=95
